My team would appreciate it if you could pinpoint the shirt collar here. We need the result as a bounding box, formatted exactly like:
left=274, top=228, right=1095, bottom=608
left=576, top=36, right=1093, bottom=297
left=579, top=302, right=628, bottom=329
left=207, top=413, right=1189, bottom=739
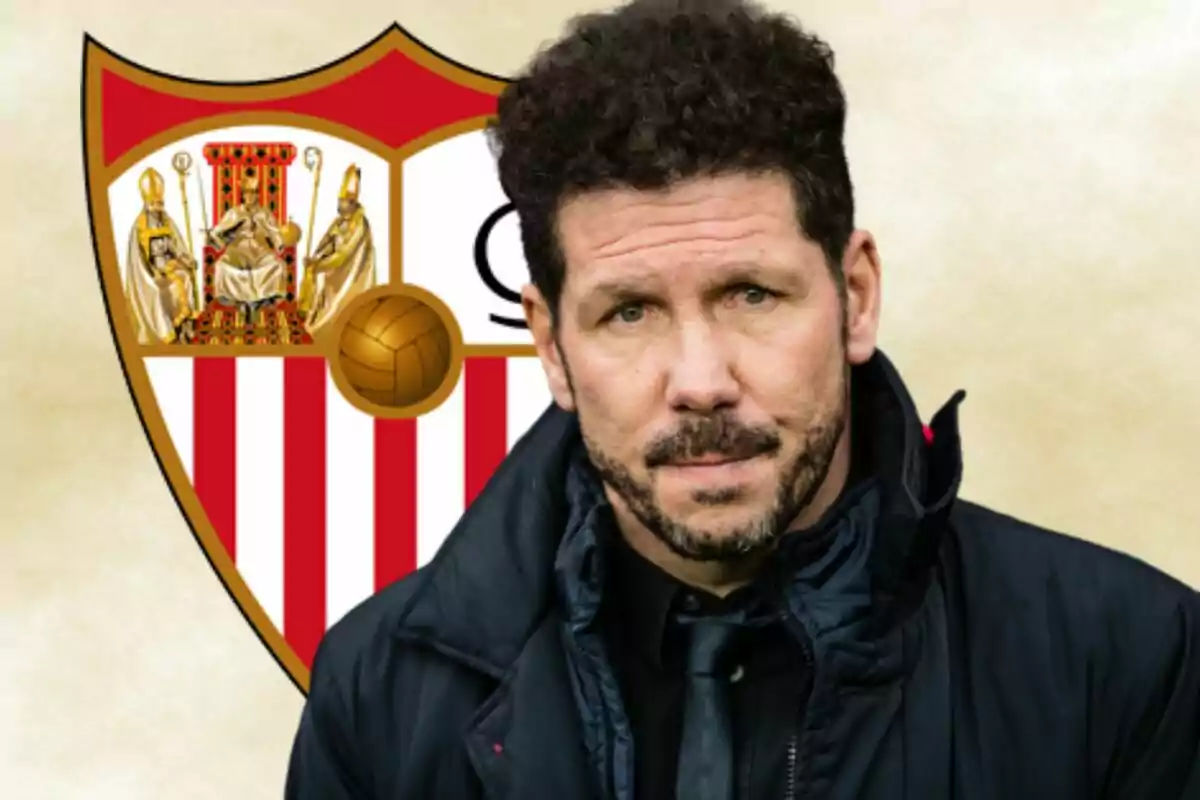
left=606, top=530, right=771, bottom=671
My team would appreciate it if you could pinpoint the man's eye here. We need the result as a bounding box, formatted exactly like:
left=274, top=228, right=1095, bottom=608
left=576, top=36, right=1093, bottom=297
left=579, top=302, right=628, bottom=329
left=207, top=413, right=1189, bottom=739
left=732, top=284, right=775, bottom=305
left=610, top=303, right=646, bottom=324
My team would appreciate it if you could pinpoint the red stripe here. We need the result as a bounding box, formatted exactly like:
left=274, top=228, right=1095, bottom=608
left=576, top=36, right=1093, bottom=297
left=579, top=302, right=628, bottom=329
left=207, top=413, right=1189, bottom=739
left=464, top=357, right=509, bottom=505
left=193, top=358, right=237, bottom=560
left=283, top=357, right=327, bottom=668
left=374, top=418, right=417, bottom=590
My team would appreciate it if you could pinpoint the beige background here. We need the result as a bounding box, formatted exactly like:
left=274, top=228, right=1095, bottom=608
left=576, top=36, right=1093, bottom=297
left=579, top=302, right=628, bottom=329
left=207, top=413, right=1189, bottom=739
left=3, top=0, right=1198, bottom=796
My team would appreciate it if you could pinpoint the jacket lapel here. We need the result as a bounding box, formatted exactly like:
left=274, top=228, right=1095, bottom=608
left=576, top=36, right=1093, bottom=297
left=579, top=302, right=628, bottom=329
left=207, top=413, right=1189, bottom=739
left=463, top=610, right=594, bottom=800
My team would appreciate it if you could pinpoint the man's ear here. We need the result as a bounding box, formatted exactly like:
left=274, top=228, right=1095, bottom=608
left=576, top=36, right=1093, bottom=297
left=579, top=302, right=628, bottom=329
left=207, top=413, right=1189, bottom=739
left=522, top=284, right=576, bottom=411
left=841, top=229, right=883, bottom=365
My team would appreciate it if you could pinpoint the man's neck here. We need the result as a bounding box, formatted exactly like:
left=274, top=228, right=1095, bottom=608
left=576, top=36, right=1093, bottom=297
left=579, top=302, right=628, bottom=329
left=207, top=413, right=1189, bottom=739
left=609, top=429, right=854, bottom=598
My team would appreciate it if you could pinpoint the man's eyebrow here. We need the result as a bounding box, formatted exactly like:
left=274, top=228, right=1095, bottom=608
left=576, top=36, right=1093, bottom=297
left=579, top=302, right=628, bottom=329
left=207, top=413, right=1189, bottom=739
left=586, top=261, right=798, bottom=296
left=716, top=261, right=808, bottom=289
left=717, top=264, right=771, bottom=284
left=574, top=266, right=670, bottom=301
left=580, top=279, right=656, bottom=299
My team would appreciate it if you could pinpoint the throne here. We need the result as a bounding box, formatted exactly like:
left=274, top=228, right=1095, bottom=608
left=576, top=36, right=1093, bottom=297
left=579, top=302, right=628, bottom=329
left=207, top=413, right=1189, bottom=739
left=193, top=142, right=313, bottom=345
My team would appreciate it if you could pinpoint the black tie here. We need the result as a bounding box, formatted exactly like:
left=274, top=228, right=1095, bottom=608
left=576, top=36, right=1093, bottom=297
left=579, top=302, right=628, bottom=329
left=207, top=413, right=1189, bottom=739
left=675, top=618, right=737, bottom=800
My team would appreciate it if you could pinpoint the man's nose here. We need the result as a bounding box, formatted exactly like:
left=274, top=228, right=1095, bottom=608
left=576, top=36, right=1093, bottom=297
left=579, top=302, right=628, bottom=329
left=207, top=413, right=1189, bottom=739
left=664, top=321, right=740, bottom=413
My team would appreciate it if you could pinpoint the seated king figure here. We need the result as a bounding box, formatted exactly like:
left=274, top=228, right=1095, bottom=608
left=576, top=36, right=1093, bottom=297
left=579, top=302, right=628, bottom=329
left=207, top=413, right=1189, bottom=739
left=207, top=170, right=289, bottom=318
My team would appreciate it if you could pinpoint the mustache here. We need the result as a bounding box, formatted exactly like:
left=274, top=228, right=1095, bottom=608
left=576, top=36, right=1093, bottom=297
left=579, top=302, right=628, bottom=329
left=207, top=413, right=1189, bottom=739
left=644, top=415, right=781, bottom=468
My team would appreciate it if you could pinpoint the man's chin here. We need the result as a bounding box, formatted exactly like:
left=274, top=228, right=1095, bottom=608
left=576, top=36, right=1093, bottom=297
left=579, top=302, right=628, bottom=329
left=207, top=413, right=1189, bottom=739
left=657, top=492, right=773, bottom=529
left=660, top=530, right=779, bottom=563
left=651, top=510, right=782, bottom=562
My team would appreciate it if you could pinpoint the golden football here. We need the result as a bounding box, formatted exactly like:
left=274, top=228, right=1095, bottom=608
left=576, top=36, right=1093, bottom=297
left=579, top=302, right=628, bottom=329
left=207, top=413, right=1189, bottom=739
left=336, top=292, right=454, bottom=409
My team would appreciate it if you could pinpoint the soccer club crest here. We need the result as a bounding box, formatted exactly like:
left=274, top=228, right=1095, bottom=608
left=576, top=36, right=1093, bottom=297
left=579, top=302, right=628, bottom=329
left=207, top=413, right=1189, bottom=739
left=82, top=26, right=553, bottom=692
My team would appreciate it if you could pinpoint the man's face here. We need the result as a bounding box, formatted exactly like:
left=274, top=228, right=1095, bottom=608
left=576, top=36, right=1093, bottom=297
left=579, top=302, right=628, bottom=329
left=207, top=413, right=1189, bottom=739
left=244, top=189, right=259, bottom=208
left=526, top=171, right=879, bottom=562
left=338, top=197, right=356, bottom=217
left=147, top=200, right=165, bottom=215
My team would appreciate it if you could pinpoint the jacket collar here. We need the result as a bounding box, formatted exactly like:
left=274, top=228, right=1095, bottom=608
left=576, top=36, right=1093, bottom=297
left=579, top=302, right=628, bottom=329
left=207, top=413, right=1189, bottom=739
left=390, top=400, right=580, bottom=676
left=392, top=348, right=965, bottom=677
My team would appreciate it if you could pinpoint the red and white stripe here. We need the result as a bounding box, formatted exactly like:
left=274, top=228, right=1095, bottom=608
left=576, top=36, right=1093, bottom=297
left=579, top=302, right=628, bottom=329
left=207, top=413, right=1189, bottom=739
left=144, top=355, right=551, bottom=668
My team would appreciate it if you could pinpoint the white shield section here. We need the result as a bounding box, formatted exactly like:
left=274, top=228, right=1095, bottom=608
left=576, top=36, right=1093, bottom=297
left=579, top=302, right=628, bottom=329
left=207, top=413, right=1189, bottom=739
left=401, top=129, right=531, bottom=345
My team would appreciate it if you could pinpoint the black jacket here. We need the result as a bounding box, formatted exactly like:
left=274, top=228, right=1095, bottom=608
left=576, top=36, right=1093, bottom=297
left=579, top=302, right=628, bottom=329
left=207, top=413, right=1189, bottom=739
left=285, top=351, right=1200, bottom=799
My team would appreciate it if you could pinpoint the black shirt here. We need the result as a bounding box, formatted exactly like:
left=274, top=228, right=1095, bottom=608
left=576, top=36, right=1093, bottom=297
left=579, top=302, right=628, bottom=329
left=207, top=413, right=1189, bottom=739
left=603, top=532, right=814, bottom=799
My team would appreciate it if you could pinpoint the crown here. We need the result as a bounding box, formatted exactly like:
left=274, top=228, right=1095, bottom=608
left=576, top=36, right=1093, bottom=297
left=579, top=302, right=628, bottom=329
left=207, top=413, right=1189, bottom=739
left=139, top=168, right=165, bottom=204
left=339, top=164, right=361, bottom=201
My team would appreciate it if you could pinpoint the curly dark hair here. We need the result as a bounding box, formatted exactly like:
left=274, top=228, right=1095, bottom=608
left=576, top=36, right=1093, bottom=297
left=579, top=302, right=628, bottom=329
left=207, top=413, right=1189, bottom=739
left=486, top=0, right=855, bottom=322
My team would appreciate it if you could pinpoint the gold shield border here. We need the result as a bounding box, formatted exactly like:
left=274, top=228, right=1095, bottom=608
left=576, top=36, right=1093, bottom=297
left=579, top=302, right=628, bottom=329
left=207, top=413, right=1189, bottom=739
left=82, top=25, right=536, bottom=694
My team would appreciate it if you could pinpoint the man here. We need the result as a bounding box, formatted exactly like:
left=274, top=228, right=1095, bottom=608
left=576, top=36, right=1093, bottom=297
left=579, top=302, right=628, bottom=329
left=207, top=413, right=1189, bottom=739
left=207, top=169, right=289, bottom=319
left=124, top=166, right=198, bottom=344
left=285, top=1, right=1200, bottom=798
left=301, top=163, right=376, bottom=333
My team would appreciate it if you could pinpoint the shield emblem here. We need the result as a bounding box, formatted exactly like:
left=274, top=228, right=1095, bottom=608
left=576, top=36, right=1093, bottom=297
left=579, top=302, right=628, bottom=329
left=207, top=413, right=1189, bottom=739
left=82, top=26, right=551, bottom=692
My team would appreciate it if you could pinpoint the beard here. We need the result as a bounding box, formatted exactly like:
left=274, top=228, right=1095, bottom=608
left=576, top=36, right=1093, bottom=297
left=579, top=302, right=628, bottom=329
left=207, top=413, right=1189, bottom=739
left=580, top=364, right=849, bottom=563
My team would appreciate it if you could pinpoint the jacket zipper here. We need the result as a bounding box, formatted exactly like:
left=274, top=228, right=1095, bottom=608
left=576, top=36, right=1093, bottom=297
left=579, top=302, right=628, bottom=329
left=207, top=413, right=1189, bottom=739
left=779, top=605, right=816, bottom=800
left=783, top=733, right=798, bottom=800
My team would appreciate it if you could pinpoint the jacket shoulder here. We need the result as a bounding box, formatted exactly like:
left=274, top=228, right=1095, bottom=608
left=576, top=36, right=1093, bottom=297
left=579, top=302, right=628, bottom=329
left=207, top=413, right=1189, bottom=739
left=945, top=501, right=1200, bottom=792
left=947, top=499, right=1195, bottom=610
left=944, top=498, right=1198, bottom=685
left=310, top=566, right=432, bottom=683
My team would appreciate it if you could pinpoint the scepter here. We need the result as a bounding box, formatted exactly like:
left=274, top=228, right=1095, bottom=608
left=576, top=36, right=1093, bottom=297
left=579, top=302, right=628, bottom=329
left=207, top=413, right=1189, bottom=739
left=171, top=151, right=201, bottom=309
left=299, top=146, right=323, bottom=315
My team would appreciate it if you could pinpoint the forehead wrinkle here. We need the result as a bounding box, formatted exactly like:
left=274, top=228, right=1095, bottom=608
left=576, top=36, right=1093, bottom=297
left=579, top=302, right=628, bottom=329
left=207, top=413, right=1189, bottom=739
left=592, top=243, right=750, bottom=276
left=588, top=214, right=786, bottom=261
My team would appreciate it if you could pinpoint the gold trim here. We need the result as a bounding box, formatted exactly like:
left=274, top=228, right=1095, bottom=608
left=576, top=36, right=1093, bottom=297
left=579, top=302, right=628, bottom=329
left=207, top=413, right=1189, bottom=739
left=391, top=115, right=494, bottom=162
left=138, top=340, right=538, bottom=361
left=390, top=131, right=404, bottom=285
left=137, top=344, right=315, bottom=357
left=82, top=31, right=527, bottom=695
left=462, top=343, right=537, bottom=358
